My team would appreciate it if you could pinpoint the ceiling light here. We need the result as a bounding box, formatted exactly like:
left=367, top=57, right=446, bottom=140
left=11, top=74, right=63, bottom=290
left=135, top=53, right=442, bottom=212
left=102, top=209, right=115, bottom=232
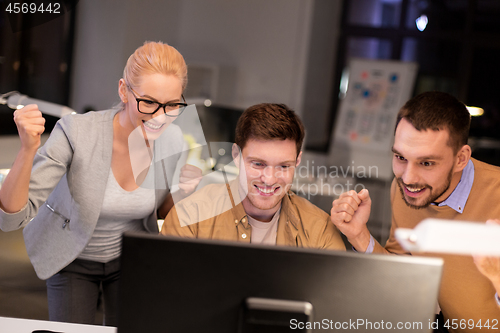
left=416, top=15, right=428, bottom=31
left=466, top=106, right=484, bottom=117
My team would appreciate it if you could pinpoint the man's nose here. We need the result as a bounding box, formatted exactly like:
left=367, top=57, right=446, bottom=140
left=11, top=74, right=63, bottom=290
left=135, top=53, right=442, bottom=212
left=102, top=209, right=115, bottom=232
left=402, top=164, right=420, bottom=185
left=260, top=166, right=277, bottom=185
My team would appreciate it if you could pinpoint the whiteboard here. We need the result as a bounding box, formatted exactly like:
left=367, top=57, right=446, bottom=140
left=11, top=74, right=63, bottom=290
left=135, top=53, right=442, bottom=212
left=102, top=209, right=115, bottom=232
left=329, top=58, right=418, bottom=181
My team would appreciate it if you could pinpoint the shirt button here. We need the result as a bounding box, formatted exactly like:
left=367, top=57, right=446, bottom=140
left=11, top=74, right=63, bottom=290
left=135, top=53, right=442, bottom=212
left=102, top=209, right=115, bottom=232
left=234, top=219, right=238, bottom=224
left=241, top=233, right=247, bottom=239
left=242, top=218, right=246, bottom=223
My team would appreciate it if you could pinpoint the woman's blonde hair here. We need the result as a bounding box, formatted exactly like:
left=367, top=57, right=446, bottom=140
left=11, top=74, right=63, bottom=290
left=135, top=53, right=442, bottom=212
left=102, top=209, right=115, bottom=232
left=123, top=41, right=187, bottom=90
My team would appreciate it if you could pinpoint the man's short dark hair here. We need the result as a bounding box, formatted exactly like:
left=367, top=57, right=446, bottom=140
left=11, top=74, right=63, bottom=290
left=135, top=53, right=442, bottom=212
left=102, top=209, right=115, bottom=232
left=396, top=91, right=471, bottom=153
left=235, top=103, right=305, bottom=157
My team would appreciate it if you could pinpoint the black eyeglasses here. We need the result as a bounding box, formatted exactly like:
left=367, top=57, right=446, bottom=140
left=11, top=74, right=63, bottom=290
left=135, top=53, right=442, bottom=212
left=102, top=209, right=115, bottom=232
left=127, top=85, right=187, bottom=117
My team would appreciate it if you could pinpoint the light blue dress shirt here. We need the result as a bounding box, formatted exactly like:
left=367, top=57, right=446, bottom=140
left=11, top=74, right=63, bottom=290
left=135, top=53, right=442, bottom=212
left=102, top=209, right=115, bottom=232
left=433, top=159, right=474, bottom=213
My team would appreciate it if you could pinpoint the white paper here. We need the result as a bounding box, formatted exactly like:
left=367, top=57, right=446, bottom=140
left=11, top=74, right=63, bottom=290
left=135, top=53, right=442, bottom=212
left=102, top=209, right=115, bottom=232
left=395, top=218, right=500, bottom=256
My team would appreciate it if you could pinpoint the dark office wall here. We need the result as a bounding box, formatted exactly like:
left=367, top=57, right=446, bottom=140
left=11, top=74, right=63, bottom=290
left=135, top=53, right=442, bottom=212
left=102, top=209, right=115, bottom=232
left=69, top=0, right=316, bottom=116
left=301, top=0, right=343, bottom=151
left=0, top=1, right=76, bottom=134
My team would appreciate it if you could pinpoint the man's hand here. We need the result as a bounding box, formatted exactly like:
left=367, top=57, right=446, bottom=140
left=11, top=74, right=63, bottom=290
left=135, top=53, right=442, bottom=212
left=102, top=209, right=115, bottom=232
left=178, top=164, right=203, bottom=197
left=331, top=189, right=372, bottom=252
left=473, top=219, right=500, bottom=298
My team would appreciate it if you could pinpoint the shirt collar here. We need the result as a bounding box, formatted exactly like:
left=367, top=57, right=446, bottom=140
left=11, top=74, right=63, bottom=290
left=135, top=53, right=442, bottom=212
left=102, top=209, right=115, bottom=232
left=435, top=159, right=474, bottom=213
left=229, top=180, right=299, bottom=229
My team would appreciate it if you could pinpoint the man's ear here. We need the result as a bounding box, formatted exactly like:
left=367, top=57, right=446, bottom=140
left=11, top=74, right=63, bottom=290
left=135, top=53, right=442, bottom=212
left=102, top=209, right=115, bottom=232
left=232, top=143, right=241, bottom=168
left=296, top=151, right=302, bottom=167
left=118, top=78, right=128, bottom=103
left=454, top=144, right=472, bottom=172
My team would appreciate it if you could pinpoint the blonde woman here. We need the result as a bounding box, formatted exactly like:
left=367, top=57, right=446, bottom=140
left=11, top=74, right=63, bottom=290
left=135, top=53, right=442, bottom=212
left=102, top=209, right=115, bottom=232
left=0, top=41, right=200, bottom=326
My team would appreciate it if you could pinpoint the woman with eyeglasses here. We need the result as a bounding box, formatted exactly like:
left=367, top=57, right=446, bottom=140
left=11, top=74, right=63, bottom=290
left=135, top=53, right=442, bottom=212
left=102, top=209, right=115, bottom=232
left=0, top=41, right=201, bottom=326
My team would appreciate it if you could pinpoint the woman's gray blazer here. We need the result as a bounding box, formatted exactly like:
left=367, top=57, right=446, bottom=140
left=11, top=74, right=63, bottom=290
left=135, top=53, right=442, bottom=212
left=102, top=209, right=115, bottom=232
left=0, top=108, right=183, bottom=279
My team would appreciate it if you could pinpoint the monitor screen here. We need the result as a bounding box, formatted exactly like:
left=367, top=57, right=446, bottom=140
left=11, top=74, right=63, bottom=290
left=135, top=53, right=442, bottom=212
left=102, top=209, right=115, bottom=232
left=196, top=103, right=243, bottom=172
left=196, top=104, right=242, bottom=145
left=118, top=234, right=443, bottom=333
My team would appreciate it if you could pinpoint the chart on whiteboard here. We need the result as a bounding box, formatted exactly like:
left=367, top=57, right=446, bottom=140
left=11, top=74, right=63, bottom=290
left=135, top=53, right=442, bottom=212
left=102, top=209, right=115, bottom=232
left=330, top=58, right=418, bottom=181
left=335, top=59, right=418, bottom=151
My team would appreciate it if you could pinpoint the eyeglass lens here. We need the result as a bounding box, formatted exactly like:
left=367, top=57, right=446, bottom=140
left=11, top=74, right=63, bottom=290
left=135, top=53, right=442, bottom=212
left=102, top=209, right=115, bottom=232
left=138, top=100, right=185, bottom=116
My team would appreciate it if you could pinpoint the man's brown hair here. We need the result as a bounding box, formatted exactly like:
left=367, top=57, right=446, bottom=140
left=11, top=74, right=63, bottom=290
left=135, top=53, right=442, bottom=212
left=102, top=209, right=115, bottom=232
left=396, top=91, right=471, bottom=153
left=235, top=103, right=305, bottom=157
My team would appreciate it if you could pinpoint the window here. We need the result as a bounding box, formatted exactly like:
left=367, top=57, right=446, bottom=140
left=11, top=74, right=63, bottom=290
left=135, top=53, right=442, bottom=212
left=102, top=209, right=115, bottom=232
left=305, top=0, right=500, bottom=154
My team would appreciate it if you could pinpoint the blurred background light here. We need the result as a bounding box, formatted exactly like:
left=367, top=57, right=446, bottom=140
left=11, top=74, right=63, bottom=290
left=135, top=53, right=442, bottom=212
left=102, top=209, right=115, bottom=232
left=467, top=106, right=484, bottom=117
left=416, top=14, right=428, bottom=31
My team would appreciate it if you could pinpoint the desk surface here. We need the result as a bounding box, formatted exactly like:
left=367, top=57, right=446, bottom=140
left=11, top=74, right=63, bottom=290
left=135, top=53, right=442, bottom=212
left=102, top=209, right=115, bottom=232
left=0, top=316, right=117, bottom=333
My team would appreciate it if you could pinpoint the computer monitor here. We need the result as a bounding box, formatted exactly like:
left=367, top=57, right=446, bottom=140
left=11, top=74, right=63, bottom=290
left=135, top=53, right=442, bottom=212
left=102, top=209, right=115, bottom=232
left=196, top=103, right=242, bottom=144
left=118, top=234, right=443, bottom=333
left=196, top=103, right=243, bottom=168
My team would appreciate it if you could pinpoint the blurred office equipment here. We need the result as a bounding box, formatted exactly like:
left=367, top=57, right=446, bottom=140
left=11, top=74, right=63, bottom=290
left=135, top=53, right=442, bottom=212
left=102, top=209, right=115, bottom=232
left=191, top=103, right=242, bottom=148
left=184, top=63, right=220, bottom=106
left=180, top=62, right=242, bottom=177
left=0, top=91, right=76, bottom=118
left=183, top=63, right=237, bottom=109
left=195, top=103, right=242, bottom=166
